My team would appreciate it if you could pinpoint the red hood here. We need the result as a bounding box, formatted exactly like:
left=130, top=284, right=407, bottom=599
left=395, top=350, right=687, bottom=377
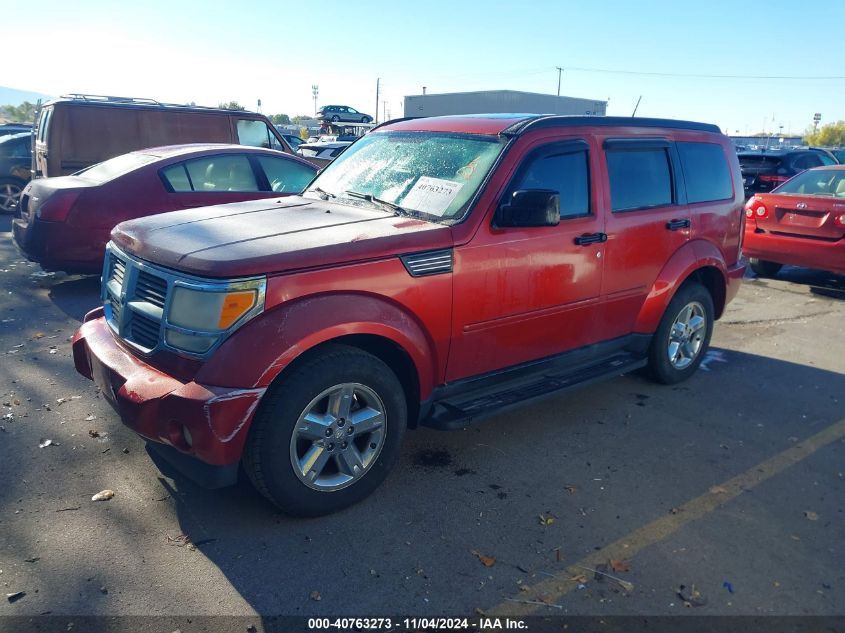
left=111, top=196, right=453, bottom=278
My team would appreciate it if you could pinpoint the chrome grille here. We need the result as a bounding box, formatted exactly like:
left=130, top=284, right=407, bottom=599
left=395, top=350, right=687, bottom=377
left=135, top=270, right=167, bottom=309
left=103, top=246, right=169, bottom=352
left=110, top=257, right=126, bottom=286
left=129, top=313, right=160, bottom=349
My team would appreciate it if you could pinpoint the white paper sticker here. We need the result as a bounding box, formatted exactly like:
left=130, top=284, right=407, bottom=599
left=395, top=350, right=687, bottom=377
left=401, top=176, right=464, bottom=217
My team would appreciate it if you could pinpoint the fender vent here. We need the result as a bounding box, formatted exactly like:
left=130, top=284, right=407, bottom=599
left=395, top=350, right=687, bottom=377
left=400, top=249, right=453, bottom=277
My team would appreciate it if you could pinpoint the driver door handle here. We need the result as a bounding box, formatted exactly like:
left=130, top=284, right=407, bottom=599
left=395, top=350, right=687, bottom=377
left=574, top=232, right=607, bottom=246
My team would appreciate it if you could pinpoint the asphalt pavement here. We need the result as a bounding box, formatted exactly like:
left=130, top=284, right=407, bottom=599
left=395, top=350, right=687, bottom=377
left=0, top=213, right=843, bottom=628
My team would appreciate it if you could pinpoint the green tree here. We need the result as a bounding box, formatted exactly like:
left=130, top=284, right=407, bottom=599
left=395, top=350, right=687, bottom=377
left=0, top=101, right=37, bottom=123
left=269, top=113, right=291, bottom=125
left=217, top=101, right=245, bottom=111
left=804, top=120, right=845, bottom=146
left=291, top=115, right=313, bottom=124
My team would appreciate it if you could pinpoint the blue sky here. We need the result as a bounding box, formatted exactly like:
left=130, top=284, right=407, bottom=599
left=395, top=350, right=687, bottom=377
left=10, top=0, right=845, bottom=135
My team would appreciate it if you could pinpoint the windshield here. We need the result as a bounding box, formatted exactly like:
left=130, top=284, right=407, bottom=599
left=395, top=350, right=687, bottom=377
left=75, top=152, right=159, bottom=184
left=774, top=168, right=845, bottom=197
left=304, top=131, right=506, bottom=221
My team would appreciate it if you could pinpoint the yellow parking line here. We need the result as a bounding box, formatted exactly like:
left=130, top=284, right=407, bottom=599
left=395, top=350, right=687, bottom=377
left=486, top=416, right=845, bottom=616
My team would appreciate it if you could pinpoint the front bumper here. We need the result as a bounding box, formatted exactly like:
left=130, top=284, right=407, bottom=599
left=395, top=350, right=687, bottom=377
left=72, top=311, right=265, bottom=485
left=743, top=228, right=845, bottom=276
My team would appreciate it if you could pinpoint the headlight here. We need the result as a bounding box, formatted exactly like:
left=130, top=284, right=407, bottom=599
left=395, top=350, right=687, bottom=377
left=164, top=279, right=265, bottom=355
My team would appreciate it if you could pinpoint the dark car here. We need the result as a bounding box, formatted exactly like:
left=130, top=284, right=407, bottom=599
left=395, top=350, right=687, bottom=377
left=738, top=149, right=838, bottom=197
left=13, top=144, right=317, bottom=273
left=743, top=165, right=845, bottom=277
left=0, top=132, right=32, bottom=213
left=296, top=141, right=352, bottom=161
left=832, top=149, right=845, bottom=163
left=0, top=123, right=32, bottom=138
left=316, top=105, right=373, bottom=123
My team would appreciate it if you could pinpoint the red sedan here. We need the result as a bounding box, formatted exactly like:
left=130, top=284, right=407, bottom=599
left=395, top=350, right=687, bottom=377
left=12, top=144, right=317, bottom=273
left=743, top=165, right=845, bottom=277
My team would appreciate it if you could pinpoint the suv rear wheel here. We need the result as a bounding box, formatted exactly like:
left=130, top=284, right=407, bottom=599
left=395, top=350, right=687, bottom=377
left=647, top=282, right=714, bottom=385
left=243, top=344, right=407, bottom=516
left=749, top=258, right=782, bottom=278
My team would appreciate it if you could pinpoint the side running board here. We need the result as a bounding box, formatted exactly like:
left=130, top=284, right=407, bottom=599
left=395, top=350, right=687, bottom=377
left=422, top=353, right=647, bottom=431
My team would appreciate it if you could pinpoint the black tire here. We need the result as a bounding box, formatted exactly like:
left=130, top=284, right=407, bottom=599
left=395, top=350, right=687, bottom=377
left=243, top=344, right=407, bottom=516
left=647, top=282, right=714, bottom=385
left=749, top=258, right=782, bottom=278
left=361, top=116, right=371, bottom=123
left=331, top=115, right=339, bottom=122
left=0, top=177, right=25, bottom=214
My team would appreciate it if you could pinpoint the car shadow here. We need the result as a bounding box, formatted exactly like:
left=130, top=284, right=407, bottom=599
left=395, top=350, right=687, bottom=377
left=132, top=347, right=845, bottom=619
left=46, top=275, right=102, bottom=322
left=753, top=265, right=845, bottom=301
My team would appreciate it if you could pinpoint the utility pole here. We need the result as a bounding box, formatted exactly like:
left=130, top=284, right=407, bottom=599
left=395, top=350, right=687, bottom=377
left=311, top=85, right=319, bottom=116
left=382, top=100, right=387, bottom=123
left=556, top=67, right=563, bottom=96
left=375, top=78, right=380, bottom=124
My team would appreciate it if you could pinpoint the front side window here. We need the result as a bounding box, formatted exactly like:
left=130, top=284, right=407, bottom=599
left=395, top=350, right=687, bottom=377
left=677, top=142, right=733, bottom=203
left=511, top=146, right=590, bottom=218
left=305, top=131, right=506, bottom=221
left=163, top=154, right=259, bottom=192
left=256, top=156, right=315, bottom=193
left=607, top=148, right=673, bottom=212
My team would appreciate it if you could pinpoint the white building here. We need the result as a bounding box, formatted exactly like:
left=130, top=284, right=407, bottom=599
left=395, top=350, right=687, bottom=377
left=404, top=90, right=607, bottom=118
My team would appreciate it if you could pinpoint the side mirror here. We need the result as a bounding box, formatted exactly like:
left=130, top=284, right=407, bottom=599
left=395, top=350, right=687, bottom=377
left=495, top=189, right=560, bottom=227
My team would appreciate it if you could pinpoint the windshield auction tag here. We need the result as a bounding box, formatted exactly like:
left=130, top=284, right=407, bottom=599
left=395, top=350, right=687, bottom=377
left=402, top=177, right=464, bottom=217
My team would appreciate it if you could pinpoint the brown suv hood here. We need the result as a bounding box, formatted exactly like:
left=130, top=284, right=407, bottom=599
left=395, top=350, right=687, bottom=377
left=111, top=196, right=454, bottom=278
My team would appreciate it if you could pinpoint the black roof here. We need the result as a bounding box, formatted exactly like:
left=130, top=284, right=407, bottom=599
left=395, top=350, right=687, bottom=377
left=501, top=115, right=721, bottom=136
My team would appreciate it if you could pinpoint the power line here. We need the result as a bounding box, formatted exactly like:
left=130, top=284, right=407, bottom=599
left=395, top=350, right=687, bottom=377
left=563, top=65, right=845, bottom=80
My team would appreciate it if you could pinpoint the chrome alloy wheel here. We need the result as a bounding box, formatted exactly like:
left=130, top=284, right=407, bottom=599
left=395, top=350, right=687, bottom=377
left=667, top=301, right=707, bottom=370
left=289, top=383, right=386, bottom=491
left=0, top=182, right=22, bottom=213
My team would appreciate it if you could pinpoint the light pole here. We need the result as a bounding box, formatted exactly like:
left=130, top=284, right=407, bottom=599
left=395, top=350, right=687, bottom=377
left=556, top=67, right=563, bottom=96
left=311, top=85, right=319, bottom=116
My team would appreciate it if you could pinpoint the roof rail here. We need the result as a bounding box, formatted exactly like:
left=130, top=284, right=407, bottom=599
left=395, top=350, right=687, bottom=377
left=62, top=93, right=167, bottom=105
left=500, top=115, right=721, bottom=136
left=58, top=94, right=241, bottom=112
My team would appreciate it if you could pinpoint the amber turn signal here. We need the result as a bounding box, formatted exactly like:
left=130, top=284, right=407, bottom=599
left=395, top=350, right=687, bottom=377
left=218, top=291, right=257, bottom=329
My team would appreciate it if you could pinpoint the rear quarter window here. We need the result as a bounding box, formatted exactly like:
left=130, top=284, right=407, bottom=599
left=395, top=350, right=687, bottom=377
left=677, top=142, right=733, bottom=203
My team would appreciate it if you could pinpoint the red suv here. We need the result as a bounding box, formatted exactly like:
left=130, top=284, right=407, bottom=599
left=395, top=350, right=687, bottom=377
left=72, top=115, right=746, bottom=516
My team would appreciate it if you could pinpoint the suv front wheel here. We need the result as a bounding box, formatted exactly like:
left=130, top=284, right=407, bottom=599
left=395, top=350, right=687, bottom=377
left=647, top=282, right=714, bottom=385
left=243, top=344, right=407, bottom=516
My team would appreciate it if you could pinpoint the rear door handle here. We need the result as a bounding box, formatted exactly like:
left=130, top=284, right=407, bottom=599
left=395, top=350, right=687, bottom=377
left=666, top=218, right=690, bottom=230
left=574, top=232, right=608, bottom=246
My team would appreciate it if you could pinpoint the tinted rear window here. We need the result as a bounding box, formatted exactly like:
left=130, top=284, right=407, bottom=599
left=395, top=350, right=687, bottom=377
left=677, top=142, right=733, bottom=203
left=607, top=148, right=673, bottom=211
left=76, top=152, right=158, bottom=183
left=738, top=155, right=783, bottom=169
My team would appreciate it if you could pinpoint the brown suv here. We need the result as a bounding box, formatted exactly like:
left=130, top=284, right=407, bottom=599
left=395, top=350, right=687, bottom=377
left=32, top=94, right=326, bottom=178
